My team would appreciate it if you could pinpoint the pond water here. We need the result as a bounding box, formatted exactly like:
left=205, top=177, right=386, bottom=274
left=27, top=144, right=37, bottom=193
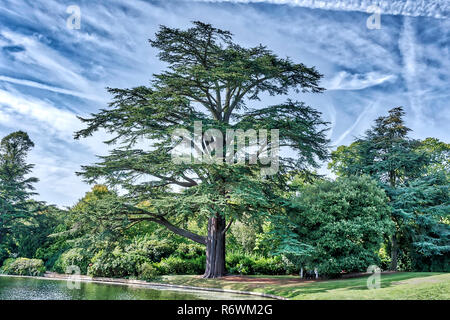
left=0, top=276, right=269, bottom=300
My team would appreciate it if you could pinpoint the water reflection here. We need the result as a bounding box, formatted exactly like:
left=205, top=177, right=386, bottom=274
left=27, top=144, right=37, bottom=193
left=0, top=276, right=269, bottom=300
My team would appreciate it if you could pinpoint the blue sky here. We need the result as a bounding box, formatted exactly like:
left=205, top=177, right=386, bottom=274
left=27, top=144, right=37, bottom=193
left=0, top=0, right=449, bottom=206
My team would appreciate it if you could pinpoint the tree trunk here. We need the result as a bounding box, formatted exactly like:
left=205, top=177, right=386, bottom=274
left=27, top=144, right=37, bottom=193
left=390, top=234, right=398, bottom=271
left=203, top=215, right=226, bottom=278
left=389, top=171, right=398, bottom=271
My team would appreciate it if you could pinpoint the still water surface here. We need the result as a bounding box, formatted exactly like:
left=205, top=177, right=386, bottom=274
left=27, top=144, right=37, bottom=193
left=0, top=276, right=268, bottom=300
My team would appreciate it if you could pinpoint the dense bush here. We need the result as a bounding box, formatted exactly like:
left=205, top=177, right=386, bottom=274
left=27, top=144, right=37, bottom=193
left=253, top=256, right=286, bottom=275
left=53, top=248, right=92, bottom=274
left=226, top=252, right=287, bottom=275
left=411, top=253, right=450, bottom=272
left=87, top=237, right=182, bottom=278
left=0, top=245, right=9, bottom=265
left=138, top=262, right=160, bottom=281
left=88, top=248, right=151, bottom=278
left=156, top=256, right=205, bottom=275
left=124, top=236, right=176, bottom=262
left=34, top=239, right=70, bottom=270
left=1, top=258, right=46, bottom=276
left=173, top=243, right=204, bottom=260
left=86, top=238, right=208, bottom=278
left=290, top=176, right=394, bottom=277
left=1, top=258, right=15, bottom=273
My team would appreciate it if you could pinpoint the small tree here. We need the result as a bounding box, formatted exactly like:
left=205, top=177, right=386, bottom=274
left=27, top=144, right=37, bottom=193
left=273, top=236, right=314, bottom=277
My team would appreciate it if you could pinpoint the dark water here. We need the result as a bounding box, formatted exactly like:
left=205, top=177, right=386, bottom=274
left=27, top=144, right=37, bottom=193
left=0, top=276, right=267, bottom=300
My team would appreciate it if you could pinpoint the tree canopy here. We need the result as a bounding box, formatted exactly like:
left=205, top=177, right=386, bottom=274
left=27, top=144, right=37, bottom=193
left=329, top=107, right=449, bottom=271
left=74, top=21, right=330, bottom=277
left=289, top=175, right=393, bottom=276
left=0, top=131, right=42, bottom=263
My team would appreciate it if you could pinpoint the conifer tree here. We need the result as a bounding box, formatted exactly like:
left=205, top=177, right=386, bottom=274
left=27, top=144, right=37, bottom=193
left=75, top=21, right=329, bottom=277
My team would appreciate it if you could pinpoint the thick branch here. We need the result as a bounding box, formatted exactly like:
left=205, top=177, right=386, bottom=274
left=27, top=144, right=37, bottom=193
left=150, top=216, right=206, bottom=245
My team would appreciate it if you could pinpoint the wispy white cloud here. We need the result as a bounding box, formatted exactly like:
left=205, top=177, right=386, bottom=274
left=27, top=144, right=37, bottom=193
left=0, top=87, right=110, bottom=206
left=399, top=17, right=421, bottom=116
left=332, top=101, right=376, bottom=146
left=193, top=0, right=448, bottom=18
left=325, top=71, right=396, bottom=91
left=0, top=30, right=110, bottom=102
left=0, top=88, right=80, bottom=138
left=0, top=75, right=104, bottom=102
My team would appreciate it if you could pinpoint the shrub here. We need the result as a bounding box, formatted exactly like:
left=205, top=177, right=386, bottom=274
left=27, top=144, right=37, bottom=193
left=253, top=256, right=285, bottom=275
left=156, top=256, right=205, bottom=275
left=226, top=251, right=287, bottom=275
left=88, top=248, right=151, bottom=278
left=53, top=248, right=92, bottom=274
left=290, top=176, right=394, bottom=277
left=34, top=240, right=70, bottom=271
left=227, top=252, right=254, bottom=275
left=173, top=243, right=204, bottom=259
left=138, top=262, right=160, bottom=281
left=86, top=237, right=181, bottom=278
left=125, top=236, right=175, bottom=262
left=0, top=258, right=15, bottom=273
left=1, top=258, right=46, bottom=276
left=0, top=245, right=9, bottom=266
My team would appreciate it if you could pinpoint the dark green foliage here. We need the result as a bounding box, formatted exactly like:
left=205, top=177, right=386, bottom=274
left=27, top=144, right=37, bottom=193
left=0, top=131, right=37, bottom=201
left=290, top=176, right=394, bottom=276
left=125, top=236, right=176, bottom=262
left=34, top=239, right=70, bottom=271
left=391, top=172, right=449, bottom=271
left=85, top=236, right=205, bottom=278
left=0, top=132, right=63, bottom=269
left=1, top=24, right=447, bottom=281
left=329, top=107, right=429, bottom=186
left=0, top=244, right=9, bottom=265
left=173, top=243, right=205, bottom=260
left=328, top=107, right=448, bottom=271
left=0, top=131, right=39, bottom=257
left=156, top=256, right=206, bottom=275
left=225, top=251, right=287, bottom=275
left=14, top=204, right=64, bottom=260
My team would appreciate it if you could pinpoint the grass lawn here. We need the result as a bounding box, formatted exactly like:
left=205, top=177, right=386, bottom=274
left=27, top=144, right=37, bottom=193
left=155, top=272, right=450, bottom=300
